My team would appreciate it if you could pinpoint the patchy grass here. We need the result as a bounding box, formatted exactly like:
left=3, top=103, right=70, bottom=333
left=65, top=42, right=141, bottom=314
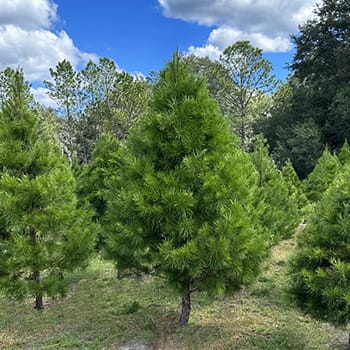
left=0, top=239, right=348, bottom=349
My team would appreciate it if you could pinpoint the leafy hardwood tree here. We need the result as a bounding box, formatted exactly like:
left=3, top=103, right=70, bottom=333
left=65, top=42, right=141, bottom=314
left=254, top=78, right=322, bottom=179
left=105, top=53, right=267, bottom=325
left=292, top=0, right=350, bottom=92
left=273, top=118, right=324, bottom=179
left=328, top=86, right=350, bottom=147
left=290, top=0, right=350, bottom=150
left=289, top=167, right=350, bottom=348
left=259, top=0, right=350, bottom=177
left=0, top=70, right=95, bottom=309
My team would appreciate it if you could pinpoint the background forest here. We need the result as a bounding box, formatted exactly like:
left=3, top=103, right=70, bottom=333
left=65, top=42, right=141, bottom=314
left=1, top=0, right=350, bottom=349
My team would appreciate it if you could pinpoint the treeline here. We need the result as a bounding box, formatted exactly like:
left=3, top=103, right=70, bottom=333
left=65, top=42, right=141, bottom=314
left=1, top=0, right=350, bottom=345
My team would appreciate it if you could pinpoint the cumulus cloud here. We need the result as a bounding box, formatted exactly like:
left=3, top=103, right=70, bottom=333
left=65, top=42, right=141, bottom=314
left=0, top=25, right=97, bottom=82
left=159, top=0, right=317, bottom=56
left=0, top=0, right=97, bottom=97
left=207, top=26, right=291, bottom=53
left=0, top=0, right=98, bottom=106
left=0, top=0, right=57, bottom=29
left=31, top=87, right=58, bottom=108
left=188, top=44, right=222, bottom=61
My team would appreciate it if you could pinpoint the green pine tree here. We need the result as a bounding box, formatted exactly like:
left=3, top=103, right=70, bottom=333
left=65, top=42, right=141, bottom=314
left=0, top=70, right=95, bottom=309
left=250, top=138, right=300, bottom=243
left=303, top=148, right=341, bottom=203
left=338, top=140, right=350, bottom=166
left=289, top=165, right=350, bottom=347
left=76, top=133, right=121, bottom=249
left=105, top=53, right=267, bottom=325
left=281, top=159, right=309, bottom=215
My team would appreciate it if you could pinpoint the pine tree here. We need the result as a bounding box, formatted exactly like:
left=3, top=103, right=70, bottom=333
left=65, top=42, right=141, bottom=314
left=282, top=159, right=309, bottom=215
left=338, top=140, right=350, bottom=166
left=0, top=70, right=95, bottom=308
left=303, top=148, right=341, bottom=203
left=76, top=133, right=121, bottom=249
left=250, top=138, right=300, bottom=243
left=105, top=54, right=267, bottom=325
left=289, top=166, right=350, bottom=348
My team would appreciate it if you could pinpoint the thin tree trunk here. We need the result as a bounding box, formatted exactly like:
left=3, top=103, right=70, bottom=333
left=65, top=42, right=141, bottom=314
left=240, top=117, right=245, bottom=148
left=179, top=290, right=191, bottom=326
left=35, top=293, right=43, bottom=309
left=30, top=228, right=43, bottom=309
left=347, top=332, right=350, bottom=350
left=32, top=271, right=43, bottom=309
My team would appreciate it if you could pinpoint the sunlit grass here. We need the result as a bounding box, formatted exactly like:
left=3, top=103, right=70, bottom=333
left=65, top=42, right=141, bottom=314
left=0, top=240, right=347, bottom=349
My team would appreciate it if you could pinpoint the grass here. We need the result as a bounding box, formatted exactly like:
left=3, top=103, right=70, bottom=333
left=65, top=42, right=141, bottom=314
left=0, top=237, right=348, bottom=349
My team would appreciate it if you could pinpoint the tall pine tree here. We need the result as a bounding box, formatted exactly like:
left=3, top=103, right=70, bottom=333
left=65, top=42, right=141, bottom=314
left=289, top=166, right=350, bottom=348
left=105, top=54, right=266, bottom=325
left=0, top=70, right=95, bottom=308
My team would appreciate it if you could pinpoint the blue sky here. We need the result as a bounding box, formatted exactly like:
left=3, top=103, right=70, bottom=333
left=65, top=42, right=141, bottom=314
left=55, top=0, right=295, bottom=79
left=54, top=0, right=214, bottom=75
left=0, top=0, right=319, bottom=104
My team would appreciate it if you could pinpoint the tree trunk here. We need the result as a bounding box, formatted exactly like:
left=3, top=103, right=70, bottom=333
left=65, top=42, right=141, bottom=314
left=35, top=293, right=43, bottom=309
left=240, top=117, right=245, bottom=149
left=179, top=290, right=191, bottom=326
left=347, top=332, right=350, bottom=350
left=32, top=271, right=43, bottom=309
left=30, top=228, right=43, bottom=309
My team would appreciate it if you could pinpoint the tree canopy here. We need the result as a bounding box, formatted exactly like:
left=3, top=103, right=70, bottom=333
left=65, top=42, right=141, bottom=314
left=220, top=41, right=276, bottom=149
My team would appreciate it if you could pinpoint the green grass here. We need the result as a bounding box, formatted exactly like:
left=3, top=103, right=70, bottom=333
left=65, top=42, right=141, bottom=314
left=0, top=239, right=348, bottom=349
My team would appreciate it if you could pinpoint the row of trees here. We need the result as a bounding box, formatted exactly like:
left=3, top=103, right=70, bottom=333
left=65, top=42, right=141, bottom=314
left=289, top=143, right=350, bottom=347
left=45, top=0, right=350, bottom=180
left=1, top=0, right=350, bottom=342
left=1, top=53, right=348, bottom=334
left=0, top=56, right=299, bottom=325
left=43, top=42, right=276, bottom=166
left=2, top=1, right=347, bottom=183
left=4, top=47, right=347, bottom=328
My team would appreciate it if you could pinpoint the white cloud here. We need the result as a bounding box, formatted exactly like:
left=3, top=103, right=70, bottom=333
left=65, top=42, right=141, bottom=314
left=0, top=0, right=57, bottom=29
left=187, top=44, right=221, bottom=61
left=31, top=87, right=58, bottom=108
left=159, top=0, right=318, bottom=56
left=207, top=26, right=291, bottom=53
left=0, top=25, right=97, bottom=82
left=0, top=0, right=97, bottom=103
